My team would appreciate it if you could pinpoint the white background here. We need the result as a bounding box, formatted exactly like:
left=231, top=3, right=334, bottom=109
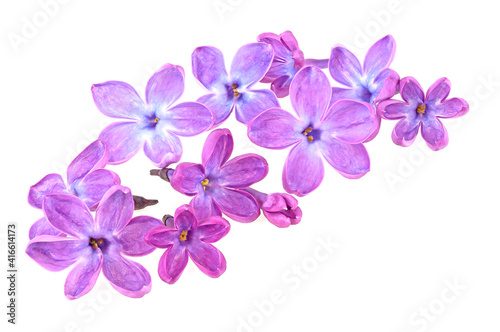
left=1, top=0, right=500, bottom=331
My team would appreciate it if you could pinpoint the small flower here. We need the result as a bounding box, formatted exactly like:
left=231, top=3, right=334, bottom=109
left=328, top=35, right=400, bottom=141
left=377, top=77, right=469, bottom=150
left=248, top=66, right=377, bottom=196
left=92, top=64, right=214, bottom=167
left=192, top=43, right=279, bottom=125
left=169, top=128, right=268, bottom=222
left=243, top=188, right=302, bottom=228
left=26, top=186, right=162, bottom=299
left=145, top=204, right=230, bottom=284
left=27, top=140, right=120, bottom=239
left=258, top=30, right=328, bottom=98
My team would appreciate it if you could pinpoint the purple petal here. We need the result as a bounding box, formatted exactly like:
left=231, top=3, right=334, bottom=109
left=159, top=102, right=214, bottom=136
left=215, top=154, right=268, bottom=188
left=426, top=77, right=451, bottom=105
left=270, top=75, right=294, bottom=98
left=257, top=32, right=290, bottom=63
left=98, top=121, right=148, bottom=165
left=197, top=93, right=234, bottom=127
left=318, top=136, right=370, bottom=179
left=370, top=68, right=400, bottom=104
left=329, top=87, right=370, bottom=106
left=262, top=193, right=302, bottom=228
left=174, top=205, right=198, bottom=230
left=65, top=251, right=102, bottom=299
left=192, top=46, right=229, bottom=92
left=95, top=185, right=134, bottom=235
left=169, top=162, right=206, bottom=196
left=187, top=241, right=226, bottom=278
left=143, top=130, right=182, bottom=168
left=392, top=113, right=422, bottom=147
left=145, top=225, right=180, bottom=249
left=190, top=192, right=222, bottom=221
left=248, top=108, right=304, bottom=149
left=26, top=235, right=88, bottom=271
left=67, top=140, right=108, bottom=187
left=102, top=252, right=152, bottom=297
left=28, top=173, right=67, bottom=209
left=202, top=129, right=233, bottom=176
left=116, top=216, right=162, bottom=256
left=208, top=187, right=260, bottom=222
left=329, top=46, right=363, bottom=87
left=72, top=169, right=121, bottom=209
left=29, top=217, right=62, bottom=240
left=158, top=245, right=188, bottom=284
left=320, top=100, right=376, bottom=144
left=282, top=140, right=324, bottom=196
left=92, top=81, right=149, bottom=120
left=421, top=116, right=448, bottom=151
left=234, top=89, right=279, bottom=124
left=145, top=64, right=184, bottom=112
left=230, top=43, right=274, bottom=88
left=432, top=98, right=469, bottom=119
left=43, top=194, right=94, bottom=238
left=290, top=66, right=331, bottom=125
left=191, top=216, right=230, bottom=243
left=363, top=35, right=396, bottom=82
left=377, top=100, right=413, bottom=120
left=400, top=77, right=425, bottom=104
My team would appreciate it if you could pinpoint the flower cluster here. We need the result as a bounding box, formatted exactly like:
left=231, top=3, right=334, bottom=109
left=26, top=31, right=468, bottom=299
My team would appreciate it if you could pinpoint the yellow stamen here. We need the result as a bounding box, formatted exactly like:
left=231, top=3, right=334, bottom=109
left=179, top=230, right=188, bottom=242
left=153, top=117, right=159, bottom=123
left=97, top=239, right=103, bottom=245
left=302, top=126, right=313, bottom=135
left=232, top=83, right=239, bottom=97
left=201, top=178, right=209, bottom=190
left=307, top=135, right=314, bottom=143
left=416, top=104, right=426, bottom=114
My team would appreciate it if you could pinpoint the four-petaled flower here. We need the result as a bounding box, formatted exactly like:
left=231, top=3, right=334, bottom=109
left=92, top=64, right=214, bottom=168
left=28, top=140, right=120, bottom=239
left=377, top=77, right=469, bottom=150
left=248, top=66, right=377, bottom=196
left=192, top=43, right=279, bottom=125
left=26, top=185, right=162, bottom=299
left=258, top=30, right=328, bottom=98
left=169, top=128, right=269, bottom=222
left=329, top=35, right=400, bottom=141
left=145, top=204, right=230, bottom=284
left=243, top=188, right=302, bottom=228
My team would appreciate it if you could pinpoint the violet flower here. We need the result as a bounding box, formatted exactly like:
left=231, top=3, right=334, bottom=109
left=243, top=188, right=302, bottom=228
left=248, top=66, right=377, bottom=196
left=329, top=35, right=400, bottom=141
left=26, top=185, right=162, bottom=299
left=258, top=30, right=329, bottom=98
left=377, top=77, right=469, bottom=150
left=192, top=43, right=279, bottom=125
left=28, top=140, right=120, bottom=239
left=168, top=128, right=268, bottom=222
left=92, top=64, right=214, bottom=167
left=145, top=204, right=230, bottom=284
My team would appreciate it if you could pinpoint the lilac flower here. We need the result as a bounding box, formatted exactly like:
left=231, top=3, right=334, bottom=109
left=192, top=43, right=279, bottom=125
left=248, top=66, right=377, bottom=196
left=377, top=77, right=469, bottom=150
left=145, top=204, right=230, bottom=284
left=92, top=64, right=214, bottom=167
left=243, top=188, right=302, bottom=228
left=329, top=35, right=400, bottom=141
left=26, top=185, right=162, bottom=299
left=258, top=30, right=329, bottom=98
left=28, top=140, right=120, bottom=239
left=169, top=128, right=268, bottom=222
